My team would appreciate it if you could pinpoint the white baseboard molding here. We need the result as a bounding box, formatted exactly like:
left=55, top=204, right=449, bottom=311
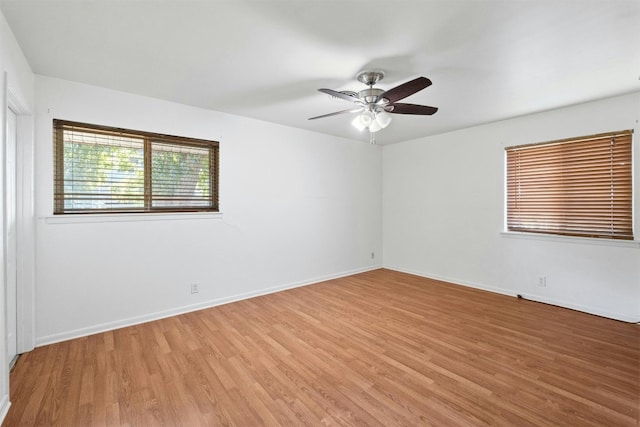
left=516, top=293, right=639, bottom=323
left=0, top=395, right=10, bottom=425
left=36, top=265, right=382, bottom=347
left=384, top=266, right=639, bottom=323
left=385, top=266, right=517, bottom=298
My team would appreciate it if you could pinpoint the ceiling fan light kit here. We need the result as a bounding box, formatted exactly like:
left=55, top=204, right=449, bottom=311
left=368, top=120, right=382, bottom=133
left=309, top=69, right=438, bottom=144
left=358, top=110, right=374, bottom=127
left=351, top=115, right=367, bottom=131
left=376, top=111, right=392, bottom=128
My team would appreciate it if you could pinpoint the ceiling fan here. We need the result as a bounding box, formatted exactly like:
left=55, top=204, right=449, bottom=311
left=309, top=70, right=438, bottom=143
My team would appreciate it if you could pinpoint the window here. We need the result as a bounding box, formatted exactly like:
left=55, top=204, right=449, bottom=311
left=53, top=120, right=219, bottom=214
left=506, top=130, right=633, bottom=240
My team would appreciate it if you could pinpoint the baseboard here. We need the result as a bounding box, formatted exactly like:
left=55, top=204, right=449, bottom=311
left=36, top=265, right=382, bottom=347
left=516, top=293, right=639, bottom=323
left=385, top=266, right=517, bottom=298
left=0, top=394, right=10, bottom=425
left=384, top=266, right=639, bottom=323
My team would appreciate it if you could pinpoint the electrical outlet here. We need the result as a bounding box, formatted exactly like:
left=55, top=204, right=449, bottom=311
left=191, top=283, right=199, bottom=294
left=538, top=276, right=547, bottom=287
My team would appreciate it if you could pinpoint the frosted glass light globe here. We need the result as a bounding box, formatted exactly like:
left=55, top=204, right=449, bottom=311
left=369, top=120, right=382, bottom=132
left=376, top=111, right=392, bottom=128
left=357, top=111, right=374, bottom=127
left=351, top=116, right=367, bottom=131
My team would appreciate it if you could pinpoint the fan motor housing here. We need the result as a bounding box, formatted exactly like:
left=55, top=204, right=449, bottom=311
left=358, top=88, right=386, bottom=104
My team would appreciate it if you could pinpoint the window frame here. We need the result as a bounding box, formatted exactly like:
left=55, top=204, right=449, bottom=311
left=53, top=119, right=219, bottom=215
left=505, top=130, right=633, bottom=241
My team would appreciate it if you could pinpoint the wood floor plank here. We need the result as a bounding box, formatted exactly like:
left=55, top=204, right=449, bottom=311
left=3, top=269, right=639, bottom=426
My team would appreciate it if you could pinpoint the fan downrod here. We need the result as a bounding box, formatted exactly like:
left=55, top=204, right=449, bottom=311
left=356, top=70, right=385, bottom=86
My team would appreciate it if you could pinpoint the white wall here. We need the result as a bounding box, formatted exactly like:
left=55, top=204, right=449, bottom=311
left=34, top=76, right=382, bottom=345
left=1, top=8, right=35, bottom=422
left=1, top=6, right=634, bottom=426
left=383, top=92, right=640, bottom=322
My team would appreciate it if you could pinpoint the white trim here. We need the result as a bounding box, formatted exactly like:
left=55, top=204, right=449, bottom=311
left=8, top=91, right=35, bottom=354
left=383, top=266, right=639, bottom=323
left=44, top=211, right=223, bottom=224
left=14, top=115, right=35, bottom=354
left=35, top=265, right=381, bottom=347
left=516, top=292, right=639, bottom=324
left=385, top=266, right=516, bottom=297
left=1, top=72, right=8, bottom=425
left=500, top=231, right=640, bottom=249
left=6, top=87, right=28, bottom=117
left=0, top=395, right=10, bottom=425
left=5, top=103, right=18, bottom=365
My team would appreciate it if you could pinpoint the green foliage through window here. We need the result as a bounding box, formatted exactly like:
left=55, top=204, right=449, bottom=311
left=54, top=120, right=219, bottom=214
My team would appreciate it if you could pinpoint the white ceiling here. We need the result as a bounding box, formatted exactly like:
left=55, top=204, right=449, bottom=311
left=1, top=0, right=639, bottom=145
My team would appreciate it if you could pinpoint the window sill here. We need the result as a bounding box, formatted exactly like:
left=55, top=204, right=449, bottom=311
left=500, top=231, right=640, bottom=249
left=44, top=211, right=223, bottom=224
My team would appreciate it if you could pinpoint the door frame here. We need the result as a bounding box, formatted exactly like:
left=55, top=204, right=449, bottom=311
left=6, top=83, right=35, bottom=354
left=5, top=105, right=17, bottom=366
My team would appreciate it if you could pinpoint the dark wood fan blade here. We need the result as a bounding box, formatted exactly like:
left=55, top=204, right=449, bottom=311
left=380, top=77, right=432, bottom=103
left=389, top=103, right=438, bottom=115
left=318, top=88, right=363, bottom=104
left=308, top=107, right=363, bottom=120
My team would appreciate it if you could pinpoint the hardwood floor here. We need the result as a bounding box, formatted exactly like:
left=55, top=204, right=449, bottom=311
left=4, top=269, right=639, bottom=426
